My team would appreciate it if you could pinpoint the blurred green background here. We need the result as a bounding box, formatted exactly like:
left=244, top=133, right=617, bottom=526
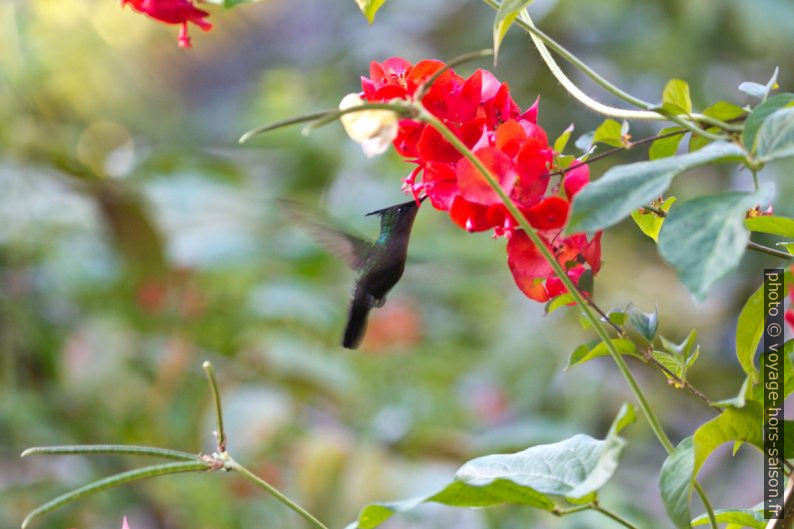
left=1, top=0, right=793, bottom=528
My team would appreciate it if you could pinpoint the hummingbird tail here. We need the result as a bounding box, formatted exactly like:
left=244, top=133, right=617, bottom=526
left=343, top=302, right=371, bottom=349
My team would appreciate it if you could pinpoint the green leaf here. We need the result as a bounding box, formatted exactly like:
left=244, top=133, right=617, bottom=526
left=755, top=106, right=794, bottom=162
left=736, top=283, right=764, bottom=381
left=702, top=100, right=747, bottom=121
left=739, top=82, right=770, bottom=99
left=555, top=154, right=575, bottom=169
left=656, top=330, right=699, bottom=384
left=659, top=436, right=695, bottom=529
left=662, top=79, right=693, bottom=115
left=779, top=242, right=794, bottom=255
left=742, top=92, right=794, bottom=151
left=649, top=127, right=685, bottom=160
left=738, top=66, right=779, bottom=100
left=607, top=309, right=628, bottom=327
left=607, top=402, right=637, bottom=438
left=348, top=477, right=556, bottom=529
left=592, top=119, right=627, bottom=148
left=745, top=215, right=794, bottom=238
left=553, top=123, right=574, bottom=153
left=493, top=0, right=534, bottom=62
left=691, top=507, right=766, bottom=528
left=574, top=131, right=595, bottom=152
left=568, top=141, right=745, bottom=234
left=631, top=197, right=676, bottom=242
left=348, top=408, right=634, bottom=528
left=692, top=402, right=763, bottom=481
left=22, top=461, right=211, bottom=528
left=566, top=338, right=637, bottom=369
left=457, top=410, right=633, bottom=501
left=354, top=0, right=387, bottom=24
left=628, top=305, right=658, bottom=342
left=658, top=187, right=771, bottom=301
left=545, top=293, right=575, bottom=314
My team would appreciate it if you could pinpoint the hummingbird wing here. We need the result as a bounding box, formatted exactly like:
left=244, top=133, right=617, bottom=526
left=279, top=199, right=374, bottom=270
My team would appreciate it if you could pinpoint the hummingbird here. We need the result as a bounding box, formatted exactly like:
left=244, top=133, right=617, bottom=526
left=281, top=197, right=425, bottom=349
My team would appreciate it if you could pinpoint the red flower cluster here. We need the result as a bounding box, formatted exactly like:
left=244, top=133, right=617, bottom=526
left=359, top=58, right=601, bottom=302
left=122, top=0, right=212, bottom=48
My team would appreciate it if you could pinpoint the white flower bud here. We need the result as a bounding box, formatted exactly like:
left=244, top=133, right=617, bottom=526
left=339, top=93, right=398, bottom=157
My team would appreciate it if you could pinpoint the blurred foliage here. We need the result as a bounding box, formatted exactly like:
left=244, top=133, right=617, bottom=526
left=1, top=0, right=792, bottom=528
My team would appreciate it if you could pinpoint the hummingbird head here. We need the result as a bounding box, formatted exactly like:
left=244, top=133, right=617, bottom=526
left=366, top=196, right=426, bottom=233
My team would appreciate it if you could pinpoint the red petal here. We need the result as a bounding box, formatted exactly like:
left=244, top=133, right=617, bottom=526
left=521, top=96, right=540, bottom=123
left=454, top=70, right=483, bottom=121
left=525, top=196, right=570, bottom=230
left=506, top=230, right=554, bottom=301
left=417, top=125, right=460, bottom=164
left=582, top=231, right=602, bottom=273
left=382, top=57, right=412, bottom=78
left=369, top=61, right=388, bottom=86
left=406, top=60, right=447, bottom=93
left=456, top=147, right=516, bottom=205
left=393, top=120, right=425, bottom=157
left=478, top=69, right=501, bottom=101
left=563, top=162, right=590, bottom=199
left=495, top=119, right=527, bottom=158
left=460, top=118, right=489, bottom=150
left=361, top=77, right=377, bottom=100
left=546, top=266, right=585, bottom=298
left=422, top=162, right=459, bottom=211
left=449, top=196, right=499, bottom=232
left=372, top=84, right=409, bottom=101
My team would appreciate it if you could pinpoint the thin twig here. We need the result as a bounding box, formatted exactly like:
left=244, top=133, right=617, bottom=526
left=202, top=361, right=227, bottom=453
left=748, top=241, right=794, bottom=260
left=548, top=127, right=687, bottom=178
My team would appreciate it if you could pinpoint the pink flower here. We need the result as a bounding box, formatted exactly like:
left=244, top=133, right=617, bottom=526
left=122, top=0, right=212, bottom=47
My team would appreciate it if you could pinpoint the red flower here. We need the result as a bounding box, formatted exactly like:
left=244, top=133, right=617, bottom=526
left=359, top=57, right=602, bottom=304
left=122, top=0, right=212, bottom=47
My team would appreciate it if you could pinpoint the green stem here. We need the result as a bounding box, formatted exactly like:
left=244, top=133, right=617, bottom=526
left=592, top=504, right=640, bottom=529
left=301, top=102, right=416, bottom=134
left=747, top=241, right=794, bottom=260
left=21, top=444, right=199, bottom=462
left=202, top=361, right=227, bottom=452
left=225, top=457, right=330, bottom=529
left=481, top=0, right=734, bottom=137
left=21, top=461, right=210, bottom=529
left=553, top=504, right=591, bottom=516
left=418, top=108, right=719, bottom=529
left=239, top=103, right=415, bottom=143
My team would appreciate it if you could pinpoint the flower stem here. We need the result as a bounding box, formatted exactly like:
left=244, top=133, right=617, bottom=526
left=202, top=361, right=227, bottom=452
left=592, top=504, right=640, bottom=529
left=419, top=109, right=719, bottom=529
left=225, top=457, right=330, bottom=529
left=239, top=103, right=416, bottom=143
left=481, top=0, right=734, bottom=139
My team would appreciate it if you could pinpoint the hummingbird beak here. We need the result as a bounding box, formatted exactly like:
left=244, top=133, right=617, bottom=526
left=365, top=195, right=427, bottom=216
